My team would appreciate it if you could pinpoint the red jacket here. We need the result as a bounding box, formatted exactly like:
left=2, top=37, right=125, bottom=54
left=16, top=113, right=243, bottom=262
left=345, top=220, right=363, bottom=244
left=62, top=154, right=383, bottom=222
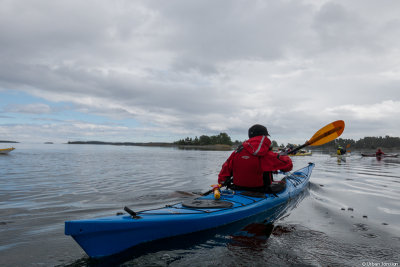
left=218, top=136, right=293, bottom=188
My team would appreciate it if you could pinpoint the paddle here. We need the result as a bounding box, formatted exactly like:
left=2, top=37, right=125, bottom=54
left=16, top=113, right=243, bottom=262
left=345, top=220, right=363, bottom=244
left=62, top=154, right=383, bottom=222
left=346, top=143, right=351, bottom=153
left=285, top=120, right=345, bottom=155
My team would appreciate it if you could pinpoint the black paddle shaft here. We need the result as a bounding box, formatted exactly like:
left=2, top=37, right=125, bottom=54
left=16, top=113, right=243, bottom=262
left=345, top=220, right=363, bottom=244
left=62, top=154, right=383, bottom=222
left=287, top=126, right=342, bottom=155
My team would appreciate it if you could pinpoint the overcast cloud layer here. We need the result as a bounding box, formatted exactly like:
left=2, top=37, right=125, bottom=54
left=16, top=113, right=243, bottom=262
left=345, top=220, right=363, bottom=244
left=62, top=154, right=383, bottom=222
left=1, top=0, right=400, bottom=144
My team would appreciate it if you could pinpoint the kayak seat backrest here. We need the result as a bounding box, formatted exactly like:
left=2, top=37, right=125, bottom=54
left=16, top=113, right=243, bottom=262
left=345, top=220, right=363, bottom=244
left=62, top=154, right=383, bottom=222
left=182, top=199, right=233, bottom=209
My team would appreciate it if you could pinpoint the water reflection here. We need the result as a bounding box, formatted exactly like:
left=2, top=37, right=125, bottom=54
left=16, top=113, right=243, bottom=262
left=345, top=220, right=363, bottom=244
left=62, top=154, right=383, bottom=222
left=229, top=223, right=274, bottom=251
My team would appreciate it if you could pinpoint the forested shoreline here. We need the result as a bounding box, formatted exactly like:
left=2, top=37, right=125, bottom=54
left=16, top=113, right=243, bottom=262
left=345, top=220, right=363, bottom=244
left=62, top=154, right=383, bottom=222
left=175, top=134, right=400, bottom=150
left=307, top=136, right=400, bottom=150
left=174, top=133, right=233, bottom=146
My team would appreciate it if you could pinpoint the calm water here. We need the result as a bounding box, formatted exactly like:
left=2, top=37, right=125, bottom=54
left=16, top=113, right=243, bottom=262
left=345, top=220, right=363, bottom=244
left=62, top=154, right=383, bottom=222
left=1, top=144, right=399, bottom=266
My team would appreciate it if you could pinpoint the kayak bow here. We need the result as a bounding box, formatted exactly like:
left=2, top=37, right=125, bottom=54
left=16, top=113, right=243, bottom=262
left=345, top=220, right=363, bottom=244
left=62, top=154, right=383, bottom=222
left=290, top=151, right=312, bottom=156
left=0, top=147, right=15, bottom=154
left=65, top=163, right=315, bottom=258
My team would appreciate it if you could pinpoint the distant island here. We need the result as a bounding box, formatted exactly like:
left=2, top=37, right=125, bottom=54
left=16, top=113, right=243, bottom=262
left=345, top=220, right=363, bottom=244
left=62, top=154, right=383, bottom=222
left=0, top=140, right=19, bottom=143
left=67, top=140, right=233, bottom=151
left=68, top=141, right=175, bottom=147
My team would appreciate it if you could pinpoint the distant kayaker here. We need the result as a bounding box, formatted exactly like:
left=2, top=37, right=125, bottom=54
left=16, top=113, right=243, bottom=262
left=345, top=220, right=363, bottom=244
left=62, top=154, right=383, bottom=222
left=376, top=148, right=385, bottom=157
left=337, top=146, right=346, bottom=155
left=218, top=124, right=293, bottom=192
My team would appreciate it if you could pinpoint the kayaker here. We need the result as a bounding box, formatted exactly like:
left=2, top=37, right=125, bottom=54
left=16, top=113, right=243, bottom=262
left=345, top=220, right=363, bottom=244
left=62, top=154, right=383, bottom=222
left=337, top=146, right=346, bottom=155
left=376, top=148, right=385, bottom=156
left=218, top=124, right=293, bottom=192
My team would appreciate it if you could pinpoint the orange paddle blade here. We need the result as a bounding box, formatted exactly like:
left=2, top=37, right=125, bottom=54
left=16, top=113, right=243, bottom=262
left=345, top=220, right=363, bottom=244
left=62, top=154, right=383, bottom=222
left=308, top=120, right=345, bottom=146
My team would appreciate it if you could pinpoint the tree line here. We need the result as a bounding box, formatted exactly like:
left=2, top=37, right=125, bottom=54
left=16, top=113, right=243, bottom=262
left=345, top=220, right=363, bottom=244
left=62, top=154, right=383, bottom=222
left=175, top=133, right=279, bottom=148
left=174, top=133, right=233, bottom=146
left=305, top=135, right=400, bottom=150
left=175, top=133, right=400, bottom=150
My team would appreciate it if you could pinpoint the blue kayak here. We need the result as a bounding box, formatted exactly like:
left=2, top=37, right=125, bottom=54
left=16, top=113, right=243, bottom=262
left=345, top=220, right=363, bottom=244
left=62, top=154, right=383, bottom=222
left=65, top=163, right=315, bottom=258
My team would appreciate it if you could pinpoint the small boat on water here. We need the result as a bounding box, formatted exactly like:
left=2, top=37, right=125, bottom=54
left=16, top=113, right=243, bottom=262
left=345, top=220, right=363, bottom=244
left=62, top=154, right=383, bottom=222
left=0, top=147, right=15, bottom=154
left=290, top=151, right=312, bottom=156
left=361, top=153, right=398, bottom=158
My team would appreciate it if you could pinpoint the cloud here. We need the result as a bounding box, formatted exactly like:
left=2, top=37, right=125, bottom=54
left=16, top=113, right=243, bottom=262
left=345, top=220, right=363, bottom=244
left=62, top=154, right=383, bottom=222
left=4, top=103, right=52, bottom=114
left=326, top=100, right=400, bottom=121
left=149, top=0, right=314, bottom=71
left=0, top=0, right=400, bottom=143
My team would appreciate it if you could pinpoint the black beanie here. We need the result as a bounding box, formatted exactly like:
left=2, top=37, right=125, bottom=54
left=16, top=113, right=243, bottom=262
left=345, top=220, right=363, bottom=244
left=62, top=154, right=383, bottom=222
left=248, top=124, right=269, bottom=138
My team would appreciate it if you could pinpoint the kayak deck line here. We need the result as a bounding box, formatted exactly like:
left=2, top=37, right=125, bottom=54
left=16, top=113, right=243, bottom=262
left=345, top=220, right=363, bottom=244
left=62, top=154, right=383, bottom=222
left=136, top=187, right=297, bottom=216
left=286, top=172, right=307, bottom=187
left=136, top=188, right=291, bottom=216
left=147, top=166, right=314, bottom=215
left=65, top=162, right=315, bottom=258
left=137, top=194, right=266, bottom=215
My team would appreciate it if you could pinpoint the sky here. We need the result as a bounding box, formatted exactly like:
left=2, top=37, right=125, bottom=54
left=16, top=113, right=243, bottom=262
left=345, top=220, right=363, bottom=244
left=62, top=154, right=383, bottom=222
left=1, top=0, right=400, bottom=145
